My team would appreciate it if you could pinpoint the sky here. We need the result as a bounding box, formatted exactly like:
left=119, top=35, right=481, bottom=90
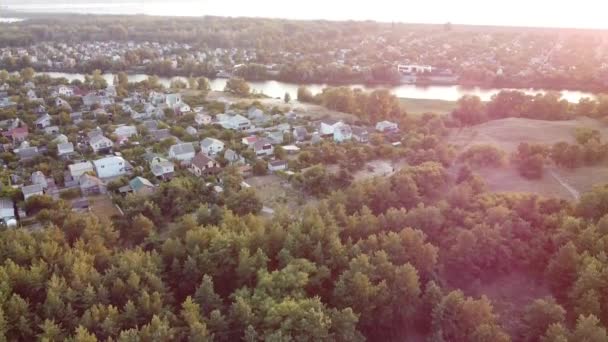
left=3, top=0, right=608, bottom=29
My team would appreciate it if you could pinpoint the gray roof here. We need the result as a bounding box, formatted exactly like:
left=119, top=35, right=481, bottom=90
left=200, top=137, right=223, bottom=148
left=35, top=113, right=51, bottom=124
left=18, top=147, right=39, bottom=159
left=170, top=143, right=195, bottom=155
left=0, top=198, right=13, bottom=210
left=89, top=135, right=112, bottom=145
left=22, top=183, right=44, bottom=196
left=58, top=142, right=74, bottom=153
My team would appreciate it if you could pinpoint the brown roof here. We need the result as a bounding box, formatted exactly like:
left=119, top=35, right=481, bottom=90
left=191, top=152, right=218, bottom=170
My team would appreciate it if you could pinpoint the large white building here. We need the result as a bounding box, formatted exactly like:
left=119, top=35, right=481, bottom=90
left=93, top=156, right=129, bottom=179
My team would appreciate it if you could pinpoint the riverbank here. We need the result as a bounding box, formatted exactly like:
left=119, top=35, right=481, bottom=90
left=33, top=71, right=595, bottom=103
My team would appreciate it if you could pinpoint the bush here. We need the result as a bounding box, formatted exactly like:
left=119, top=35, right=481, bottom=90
left=458, top=145, right=506, bottom=168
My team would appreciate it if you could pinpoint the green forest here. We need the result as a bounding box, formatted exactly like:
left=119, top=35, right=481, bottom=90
left=1, top=155, right=608, bottom=340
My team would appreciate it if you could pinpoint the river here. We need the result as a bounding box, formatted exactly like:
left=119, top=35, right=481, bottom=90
left=40, top=72, right=595, bottom=103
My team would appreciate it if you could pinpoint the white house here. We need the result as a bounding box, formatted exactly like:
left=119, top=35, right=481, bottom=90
left=89, top=135, right=114, bottom=153
left=31, top=171, right=48, bottom=189
left=0, top=198, right=16, bottom=227
left=34, top=114, right=52, bottom=129
left=224, top=149, right=244, bottom=165
left=56, top=85, right=74, bottom=97
left=168, top=143, right=196, bottom=162
left=69, top=161, right=94, bottom=179
left=217, top=114, right=252, bottom=131
left=252, top=139, right=274, bottom=157
left=320, top=120, right=343, bottom=136
left=150, top=156, right=175, bottom=180
left=200, top=138, right=225, bottom=157
left=165, top=93, right=182, bottom=108
left=268, top=160, right=288, bottom=172
left=22, top=184, right=44, bottom=201
left=333, top=123, right=353, bottom=143
left=58, top=142, right=75, bottom=157
left=376, top=121, right=399, bottom=132
left=93, top=156, right=129, bottom=179
left=195, top=113, right=212, bottom=126
left=114, top=125, right=138, bottom=139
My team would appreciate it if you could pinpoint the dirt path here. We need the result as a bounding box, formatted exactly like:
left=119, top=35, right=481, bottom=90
left=549, top=168, right=580, bottom=200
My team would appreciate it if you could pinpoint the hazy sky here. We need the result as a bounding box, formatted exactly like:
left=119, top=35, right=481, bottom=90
left=5, top=0, right=608, bottom=29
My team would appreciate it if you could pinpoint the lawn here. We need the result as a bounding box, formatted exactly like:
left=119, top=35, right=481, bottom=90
left=399, top=97, right=457, bottom=116
left=246, top=174, right=312, bottom=212
left=88, top=195, right=121, bottom=221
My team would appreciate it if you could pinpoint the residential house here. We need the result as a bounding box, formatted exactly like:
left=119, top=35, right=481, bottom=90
left=55, top=85, right=74, bottom=97
left=18, top=146, right=40, bottom=161
left=293, top=126, right=309, bottom=142
left=195, top=113, right=212, bottom=126
left=224, top=149, right=244, bottom=165
left=376, top=121, right=399, bottom=133
left=241, top=136, right=259, bottom=148
left=333, top=123, right=352, bottom=143
left=200, top=138, right=225, bottom=157
left=168, top=143, right=196, bottom=163
left=79, top=174, right=107, bottom=195
left=0, top=97, right=15, bottom=108
left=0, top=198, right=16, bottom=227
left=4, top=126, right=29, bottom=143
left=69, top=161, right=94, bottom=179
left=142, top=120, right=158, bottom=131
left=189, top=153, right=221, bottom=177
left=165, top=93, right=182, bottom=108
left=129, top=177, right=155, bottom=195
left=149, top=129, right=172, bottom=142
left=31, top=171, right=48, bottom=189
left=22, top=184, right=44, bottom=201
left=26, top=89, right=37, bottom=100
left=149, top=156, right=175, bottom=180
left=57, top=142, right=75, bottom=157
left=267, top=131, right=284, bottom=145
left=319, top=119, right=343, bottom=137
left=44, top=126, right=60, bottom=135
left=89, top=135, right=113, bottom=154
left=53, top=134, right=69, bottom=145
left=186, top=126, right=198, bottom=136
left=55, top=98, right=72, bottom=111
left=93, top=156, right=130, bottom=179
left=114, top=125, right=137, bottom=144
left=217, top=114, right=252, bottom=131
left=351, top=126, right=370, bottom=143
left=268, top=160, right=288, bottom=172
left=248, top=107, right=270, bottom=124
left=252, top=139, right=274, bottom=157
left=34, top=114, right=52, bottom=129
left=70, top=111, right=83, bottom=123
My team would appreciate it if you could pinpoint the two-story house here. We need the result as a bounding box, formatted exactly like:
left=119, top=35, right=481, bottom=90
left=93, top=156, right=130, bottom=179
left=168, top=143, right=196, bottom=163
left=200, top=137, right=225, bottom=157
left=189, top=153, right=221, bottom=177
left=89, top=135, right=114, bottom=154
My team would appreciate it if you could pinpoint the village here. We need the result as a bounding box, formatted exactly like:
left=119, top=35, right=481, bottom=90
left=0, top=71, right=403, bottom=228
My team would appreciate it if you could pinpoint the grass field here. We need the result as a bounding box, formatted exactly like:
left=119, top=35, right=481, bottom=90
left=449, top=117, right=608, bottom=200
left=246, top=174, right=311, bottom=212
left=448, top=117, right=608, bottom=153
left=399, top=97, right=458, bottom=116
left=88, top=195, right=121, bottom=221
